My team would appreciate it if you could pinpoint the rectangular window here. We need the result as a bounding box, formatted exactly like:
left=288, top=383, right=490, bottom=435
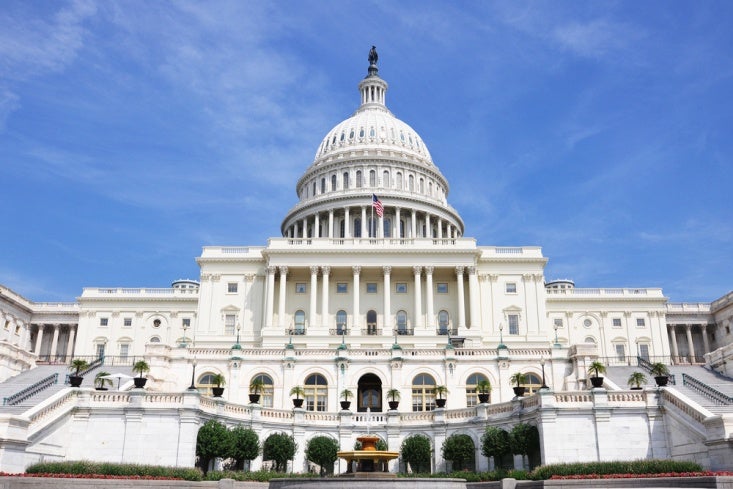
left=396, top=283, right=408, bottom=293
left=100, top=317, right=108, bottom=327
left=182, top=318, right=191, bottom=327
left=612, top=318, right=622, bottom=327
left=636, top=318, right=646, bottom=327
left=295, top=283, right=307, bottom=294
left=508, top=314, right=519, bottom=335
left=336, top=283, right=348, bottom=293
left=505, top=282, right=517, bottom=294
left=639, top=344, right=650, bottom=360
left=436, top=283, right=448, bottom=293
left=120, top=344, right=129, bottom=359
left=96, top=344, right=105, bottom=359
left=615, top=344, right=626, bottom=361
left=366, top=283, right=377, bottom=293
left=227, top=282, right=238, bottom=293
left=553, top=318, right=563, bottom=328
left=224, top=314, right=236, bottom=335
left=123, top=318, right=132, bottom=327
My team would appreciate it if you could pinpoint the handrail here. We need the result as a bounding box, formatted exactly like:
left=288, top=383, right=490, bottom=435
left=3, top=373, right=58, bottom=406
left=682, top=373, right=733, bottom=405
left=64, top=356, right=105, bottom=384
left=637, top=357, right=676, bottom=385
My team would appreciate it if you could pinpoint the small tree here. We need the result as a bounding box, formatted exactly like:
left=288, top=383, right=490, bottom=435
left=400, top=434, right=431, bottom=473
left=509, top=372, right=527, bottom=387
left=649, top=362, right=670, bottom=377
left=263, top=432, right=296, bottom=472
left=588, top=361, right=606, bottom=378
left=69, top=359, right=89, bottom=376
left=290, top=385, right=305, bottom=400
left=305, top=436, right=340, bottom=476
left=476, top=380, right=492, bottom=394
left=250, top=377, right=265, bottom=394
left=386, top=388, right=401, bottom=402
left=211, top=373, right=226, bottom=388
left=509, top=423, right=540, bottom=470
left=481, top=426, right=510, bottom=468
left=434, top=385, right=448, bottom=400
left=94, top=371, right=113, bottom=389
left=196, top=419, right=230, bottom=474
left=227, top=425, right=259, bottom=471
left=442, top=434, right=475, bottom=471
left=132, top=360, right=150, bottom=378
left=628, top=371, right=647, bottom=389
left=340, top=389, right=353, bottom=402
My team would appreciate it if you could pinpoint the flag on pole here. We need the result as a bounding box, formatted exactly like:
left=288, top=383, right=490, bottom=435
left=372, top=194, right=384, bottom=217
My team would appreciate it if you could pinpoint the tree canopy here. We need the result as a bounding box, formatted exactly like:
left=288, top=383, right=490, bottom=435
left=305, top=436, right=340, bottom=475
left=509, top=423, right=540, bottom=456
left=481, top=426, right=510, bottom=460
left=196, top=420, right=230, bottom=474
left=442, top=434, right=475, bottom=471
left=400, top=434, right=431, bottom=473
left=227, top=426, right=260, bottom=470
left=263, top=432, right=296, bottom=472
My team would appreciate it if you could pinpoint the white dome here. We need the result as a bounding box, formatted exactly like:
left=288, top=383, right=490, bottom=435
left=314, top=106, right=433, bottom=166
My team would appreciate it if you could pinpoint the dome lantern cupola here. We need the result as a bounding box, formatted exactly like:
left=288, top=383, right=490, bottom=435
left=359, top=46, right=388, bottom=108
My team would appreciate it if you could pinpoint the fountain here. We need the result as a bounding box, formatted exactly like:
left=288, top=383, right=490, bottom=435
left=336, top=434, right=399, bottom=478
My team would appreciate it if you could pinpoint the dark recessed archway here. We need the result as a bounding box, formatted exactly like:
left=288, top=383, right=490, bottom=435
left=357, top=373, right=382, bottom=412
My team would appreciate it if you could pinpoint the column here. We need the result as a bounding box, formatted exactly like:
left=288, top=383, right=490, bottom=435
left=314, top=213, right=320, bottom=238
left=413, top=266, right=423, bottom=329
left=378, top=214, right=384, bottom=238
left=395, top=207, right=401, bottom=238
left=437, top=217, right=443, bottom=239
left=685, top=324, right=696, bottom=363
left=265, top=266, right=276, bottom=328
left=456, top=266, right=466, bottom=329
left=328, top=210, right=334, bottom=238
left=278, top=266, right=288, bottom=329
left=66, top=325, right=76, bottom=360
left=34, top=324, right=45, bottom=354
left=352, top=266, right=361, bottom=331
left=302, top=217, right=308, bottom=239
left=344, top=207, right=350, bottom=238
left=411, top=209, right=417, bottom=238
left=49, top=324, right=60, bottom=360
left=425, top=266, right=434, bottom=329
left=310, top=266, right=319, bottom=328
left=468, top=266, right=479, bottom=329
left=321, top=266, right=331, bottom=329
left=383, top=266, right=392, bottom=331
left=701, top=324, right=710, bottom=355
left=668, top=324, right=679, bottom=364
left=361, top=206, right=367, bottom=238
left=425, top=214, right=431, bottom=238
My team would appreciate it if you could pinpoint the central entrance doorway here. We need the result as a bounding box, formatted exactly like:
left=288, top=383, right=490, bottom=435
left=357, top=373, right=382, bottom=412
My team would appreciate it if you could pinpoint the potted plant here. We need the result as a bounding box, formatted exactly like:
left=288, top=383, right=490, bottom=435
left=94, top=371, right=113, bottom=391
left=476, top=379, right=492, bottom=403
left=68, top=359, right=89, bottom=387
left=510, top=372, right=527, bottom=397
left=386, top=388, right=401, bottom=410
left=211, top=373, right=226, bottom=397
left=649, top=362, right=670, bottom=387
left=340, top=389, right=353, bottom=410
left=587, top=360, right=606, bottom=388
left=290, top=385, right=305, bottom=408
left=249, top=377, right=264, bottom=403
left=627, top=371, right=647, bottom=390
left=434, top=385, right=448, bottom=408
left=132, top=360, right=150, bottom=388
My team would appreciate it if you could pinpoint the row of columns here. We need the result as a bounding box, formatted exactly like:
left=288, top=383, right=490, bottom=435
left=667, top=323, right=710, bottom=364
left=264, top=264, right=479, bottom=332
left=32, top=323, right=77, bottom=361
left=285, top=206, right=460, bottom=240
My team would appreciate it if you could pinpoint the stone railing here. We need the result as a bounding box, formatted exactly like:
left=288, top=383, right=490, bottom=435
left=547, top=288, right=664, bottom=297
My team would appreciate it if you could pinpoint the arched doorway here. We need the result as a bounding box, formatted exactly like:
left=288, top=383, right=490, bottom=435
left=366, top=310, right=377, bottom=335
left=357, top=373, right=382, bottom=412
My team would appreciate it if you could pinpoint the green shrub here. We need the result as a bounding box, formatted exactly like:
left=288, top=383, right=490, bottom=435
left=204, top=470, right=318, bottom=481
left=25, top=461, right=202, bottom=481
left=530, top=459, right=703, bottom=480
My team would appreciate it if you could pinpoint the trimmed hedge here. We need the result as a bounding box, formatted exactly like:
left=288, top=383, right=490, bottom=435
left=530, top=460, right=703, bottom=480
left=25, top=461, right=202, bottom=481
left=204, top=470, right=318, bottom=482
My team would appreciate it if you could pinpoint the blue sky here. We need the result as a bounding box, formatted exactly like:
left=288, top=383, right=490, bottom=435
left=1, top=1, right=731, bottom=303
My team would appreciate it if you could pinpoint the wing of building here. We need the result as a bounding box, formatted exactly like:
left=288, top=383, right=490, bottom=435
left=1, top=50, right=732, bottom=474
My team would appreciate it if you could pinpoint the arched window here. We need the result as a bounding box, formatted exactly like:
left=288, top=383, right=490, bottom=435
left=466, top=373, right=489, bottom=407
left=356, top=170, right=362, bottom=188
left=411, top=373, right=436, bottom=411
left=438, top=310, right=450, bottom=335
left=428, top=182, right=433, bottom=196
left=366, top=310, right=377, bottom=335
left=396, top=310, right=408, bottom=335
left=197, top=373, right=218, bottom=396
left=321, top=178, right=326, bottom=194
left=383, top=170, right=390, bottom=188
left=354, top=218, right=362, bottom=238
left=252, top=373, right=274, bottom=407
left=149, top=336, right=161, bottom=343
left=305, top=374, right=328, bottom=411
left=369, top=170, right=376, bottom=187
left=331, top=175, right=337, bottom=191
left=312, top=182, right=316, bottom=196
left=408, top=175, right=414, bottom=191
left=336, top=310, right=348, bottom=335
left=522, top=373, right=542, bottom=395
left=585, top=336, right=597, bottom=344
left=419, top=178, right=424, bottom=193
left=369, top=126, right=375, bottom=138
left=294, top=310, right=305, bottom=335
left=343, top=172, right=349, bottom=189
left=339, top=219, right=345, bottom=238
left=400, top=220, right=405, bottom=238
left=396, top=172, right=403, bottom=189
left=383, top=218, right=391, bottom=238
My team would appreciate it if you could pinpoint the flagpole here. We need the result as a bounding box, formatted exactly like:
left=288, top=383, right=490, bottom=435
left=370, top=195, right=374, bottom=238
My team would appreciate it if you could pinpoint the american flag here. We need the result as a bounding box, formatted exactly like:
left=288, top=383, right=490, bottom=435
left=372, top=194, right=384, bottom=217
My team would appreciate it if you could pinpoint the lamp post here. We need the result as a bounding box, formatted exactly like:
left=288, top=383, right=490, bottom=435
left=498, top=323, right=505, bottom=348
left=540, top=356, right=549, bottom=390
left=553, top=323, right=561, bottom=348
left=234, top=322, right=241, bottom=349
left=180, top=323, right=189, bottom=348
left=188, top=357, right=197, bottom=391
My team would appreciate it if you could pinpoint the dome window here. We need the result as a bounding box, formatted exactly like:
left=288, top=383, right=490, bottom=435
left=391, top=128, right=395, bottom=140
left=400, top=131, right=405, bottom=142
left=369, top=127, right=375, bottom=138
left=340, top=131, right=345, bottom=142
left=349, top=130, right=354, bottom=140
left=359, top=128, right=365, bottom=138
left=332, top=135, right=336, bottom=144
left=408, top=135, right=413, bottom=145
